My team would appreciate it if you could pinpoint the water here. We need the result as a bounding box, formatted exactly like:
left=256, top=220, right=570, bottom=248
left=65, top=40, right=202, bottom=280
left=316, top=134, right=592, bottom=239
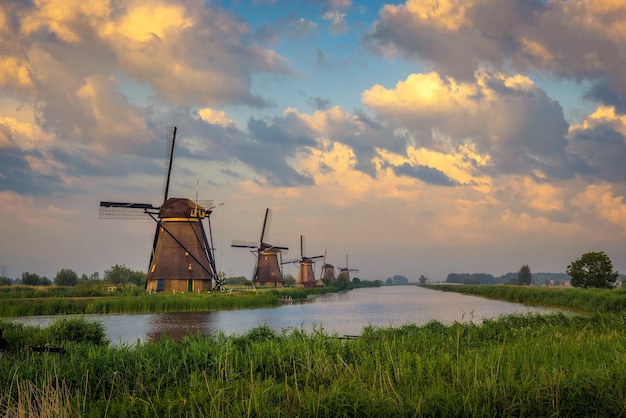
left=10, top=286, right=564, bottom=345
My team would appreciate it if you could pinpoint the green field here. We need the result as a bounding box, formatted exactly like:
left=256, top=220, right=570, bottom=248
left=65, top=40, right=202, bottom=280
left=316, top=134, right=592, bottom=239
left=2, top=285, right=626, bottom=416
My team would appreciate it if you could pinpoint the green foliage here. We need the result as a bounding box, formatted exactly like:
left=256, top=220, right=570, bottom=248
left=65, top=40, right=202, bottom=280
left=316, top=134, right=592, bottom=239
left=223, top=276, right=252, bottom=286
left=47, top=317, right=109, bottom=346
left=0, top=276, right=12, bottom=286
left=104, top=264, right=146, bottom=286
left=517, top=264, right=532, bottom=285
left=283, top=273, right=296, bottom=287
left=334, top=272, right=351, bottom=290
left=21, top=272, right=41, bottom=286
left=388, top=274, right=409, bottom=284
left=54, top=268, right=78, bottom=286
left=566, top=251, right=619, bottom=288
left=2, top=314, right=626, bottom=416
left=425, top=284, right=626, bottom=314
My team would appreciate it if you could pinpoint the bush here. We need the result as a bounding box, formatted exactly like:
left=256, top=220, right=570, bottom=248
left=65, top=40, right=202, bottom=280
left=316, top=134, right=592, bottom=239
left=47, top=318, right=109, bottom=346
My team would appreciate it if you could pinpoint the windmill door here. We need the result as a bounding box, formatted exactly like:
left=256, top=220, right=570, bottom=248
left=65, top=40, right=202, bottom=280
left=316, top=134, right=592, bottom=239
left=156, top=279, right=165, bottom=292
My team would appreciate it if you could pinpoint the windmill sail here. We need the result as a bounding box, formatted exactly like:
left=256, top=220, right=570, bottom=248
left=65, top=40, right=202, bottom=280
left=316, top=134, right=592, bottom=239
left=231, top=208, right=288, bottom=287
left=338, top=254, right=359, bottom=281
left=282, top=235, right=323, bottom=288
left=98, top=126, right=220, bottom=292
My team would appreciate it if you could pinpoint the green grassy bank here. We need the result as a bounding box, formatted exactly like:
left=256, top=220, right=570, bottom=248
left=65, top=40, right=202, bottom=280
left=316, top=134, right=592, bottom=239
left=0, top=287, right=337, bottom=318
left=1, top=312, right=625, bottom=416
left=423, top=284, right=626, bottom=314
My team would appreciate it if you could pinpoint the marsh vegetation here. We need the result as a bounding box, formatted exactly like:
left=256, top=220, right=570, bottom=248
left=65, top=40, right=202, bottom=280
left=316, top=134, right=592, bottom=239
left=1, top=286, right=626, bottom=416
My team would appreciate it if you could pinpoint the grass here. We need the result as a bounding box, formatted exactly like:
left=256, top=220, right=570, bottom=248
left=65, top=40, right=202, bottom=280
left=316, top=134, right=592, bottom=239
left=2, top=312, right=626, bottom=416
left=0, top=287, right=343, bottom=318
left=423, top=283, right=626, bottom=314
left=3, top=285, right=626, bottom=416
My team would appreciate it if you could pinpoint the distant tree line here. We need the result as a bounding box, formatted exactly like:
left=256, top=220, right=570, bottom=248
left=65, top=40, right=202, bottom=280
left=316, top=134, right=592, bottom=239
left=444, top=251, right=623, bottom=289
left=0, top=264, right=146, bottom=287
left=385, top=275, right=409, bottom=285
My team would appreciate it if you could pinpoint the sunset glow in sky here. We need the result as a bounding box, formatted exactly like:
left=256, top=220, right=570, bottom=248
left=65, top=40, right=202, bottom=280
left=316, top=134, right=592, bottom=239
left=1, top=0, right=626, bottom=281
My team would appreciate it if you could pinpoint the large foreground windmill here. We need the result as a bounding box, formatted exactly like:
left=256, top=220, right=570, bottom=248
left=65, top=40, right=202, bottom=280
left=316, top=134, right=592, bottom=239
left=282, top=235, right=323, bottom=288
left=98, top=126, right=220, bottom=293
left=338, top=254, right=359, bottom=282
left=231, top=208, right=288, bottom=287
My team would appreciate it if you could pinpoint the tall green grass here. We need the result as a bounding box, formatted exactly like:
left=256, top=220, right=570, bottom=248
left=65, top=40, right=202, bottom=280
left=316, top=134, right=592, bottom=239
left=0, top=292, right=282, bottom=318
left=424, top=284, right=626, bottom=314
left=0, top=286, right=339, bottom=318
left=2, top=312, right=626, bottom=416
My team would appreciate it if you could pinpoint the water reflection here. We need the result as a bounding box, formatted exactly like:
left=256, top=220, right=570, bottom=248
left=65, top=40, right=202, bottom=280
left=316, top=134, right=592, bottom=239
left=147, top=312, right=216, bottom=342
left=9, top=286, right=568, bottom=345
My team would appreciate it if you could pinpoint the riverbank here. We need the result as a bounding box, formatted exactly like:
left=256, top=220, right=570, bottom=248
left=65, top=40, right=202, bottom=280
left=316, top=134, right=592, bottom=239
left=423, top=284, right=626, bottom=314
left=0, top=286, right=338, bottom=318
left=1, top=311, right=625, bottom=416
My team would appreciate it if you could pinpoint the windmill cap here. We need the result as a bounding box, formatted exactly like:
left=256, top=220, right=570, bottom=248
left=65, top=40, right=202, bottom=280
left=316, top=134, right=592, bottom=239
left=160, top=198, right=207, bottom=218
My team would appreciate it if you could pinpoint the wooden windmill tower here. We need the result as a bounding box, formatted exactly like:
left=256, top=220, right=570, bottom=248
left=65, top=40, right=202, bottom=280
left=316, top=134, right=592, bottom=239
left=231, top=208, right=289, bottom=287
left=319, top=248, right=336, bottom=281
left=338, top=254, right=359, bottom=282
left=98, top=126, right=220, bottom=293
left=282, top=235, right=323, bottom=288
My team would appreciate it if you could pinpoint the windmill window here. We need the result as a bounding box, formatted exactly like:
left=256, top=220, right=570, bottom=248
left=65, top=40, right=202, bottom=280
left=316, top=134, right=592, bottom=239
left=188, top=263, right=192, bottom=271
left=151, top=265, right=156, bottom=273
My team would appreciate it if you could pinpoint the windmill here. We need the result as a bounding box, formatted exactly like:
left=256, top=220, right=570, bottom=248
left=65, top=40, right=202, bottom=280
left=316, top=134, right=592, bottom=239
left=98, top=126, right=220, bottom=293
left=319, top=247, right=336, bottom=282
left=282, top=235, right=323, bottom=288
left=231, top=208, right=289, bottom=287
left=338, top=254, right=359, bottom=282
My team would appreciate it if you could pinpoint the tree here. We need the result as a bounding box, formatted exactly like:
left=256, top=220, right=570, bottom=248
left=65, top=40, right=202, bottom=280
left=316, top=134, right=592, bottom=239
left=517, top=265, right=532, bottom=285
left=418, top=275, right=428, bottom=285
left=283, top=274, right=295, bottom=287
left=104, top=264, right=146, bottom=286
left=0, top=276, right=12, bottom=286
left=54, top=268, right=78, bottom=286
left=566, top=251, right=619, bottom=289
left=21, top=272, right=41, bottom=286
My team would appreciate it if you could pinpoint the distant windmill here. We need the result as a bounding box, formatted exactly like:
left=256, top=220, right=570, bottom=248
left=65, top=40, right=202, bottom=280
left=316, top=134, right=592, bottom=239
left=231, top=208, right=289, bottom=287
left=338, top=254, right=359, bottom=282
left=282, top=235, right=323, bottom=288
left=98, top=126, right=220, bottom=293
left=319, top=247, right=336, bottom=282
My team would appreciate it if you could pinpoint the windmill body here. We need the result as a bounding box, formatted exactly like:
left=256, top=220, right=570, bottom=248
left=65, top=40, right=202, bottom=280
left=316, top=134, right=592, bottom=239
left=283, top=235, right=323, bottom=288
left=296, top=258, right=317, bottom=288
left=321, top=264, right=336, bottom=281
left=254, top=248, right=285, bottom=287
left=145, top=198, right=215, bottom=293
left=338, top=254, right=359, bottom=282
left=232, top=208, right=288, bottom=287
left=99, top=127, right=219, bottom=292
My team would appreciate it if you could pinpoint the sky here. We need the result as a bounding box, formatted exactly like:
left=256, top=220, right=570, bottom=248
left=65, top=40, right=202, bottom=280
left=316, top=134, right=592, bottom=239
left=1, top=0, right=626, bottom=282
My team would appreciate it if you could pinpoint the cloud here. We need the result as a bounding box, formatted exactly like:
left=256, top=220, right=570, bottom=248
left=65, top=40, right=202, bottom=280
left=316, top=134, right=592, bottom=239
left=568, top=106, right=626, bottom=183
left=367, top=0, right=626, bottom=101
left=391, top=162, right=458, bottom=186
left=572, top=184, right=626, bottom=234
left=362, top=70, right=573, bottom=177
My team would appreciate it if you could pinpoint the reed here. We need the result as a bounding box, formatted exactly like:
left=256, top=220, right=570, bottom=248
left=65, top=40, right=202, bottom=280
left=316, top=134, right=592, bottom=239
left=1, top=312, right=626, bottom=416
left=424, top=284, right=626, bottom=314
left=0, top=292, right=282, bottom=318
